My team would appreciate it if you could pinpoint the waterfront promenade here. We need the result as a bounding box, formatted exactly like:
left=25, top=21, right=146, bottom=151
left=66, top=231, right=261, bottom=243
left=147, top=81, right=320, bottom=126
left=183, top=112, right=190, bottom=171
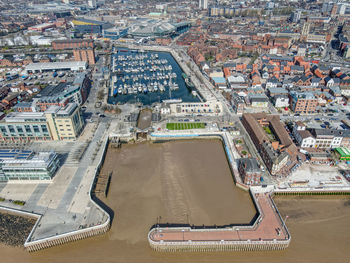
left=0, top=122, right=111, bottom=252
left=148, top=188, right=290, bottom=252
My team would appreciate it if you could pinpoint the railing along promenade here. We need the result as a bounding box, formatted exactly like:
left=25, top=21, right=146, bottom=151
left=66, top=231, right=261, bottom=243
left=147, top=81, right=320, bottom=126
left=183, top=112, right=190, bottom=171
left=148, top=191, right=290, bottom=252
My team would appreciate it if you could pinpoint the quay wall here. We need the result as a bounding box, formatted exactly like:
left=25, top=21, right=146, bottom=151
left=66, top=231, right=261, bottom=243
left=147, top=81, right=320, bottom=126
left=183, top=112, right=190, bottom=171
left=148, top=238, right=290, bottom=252
left=22, top=137, right=111, bottom=252
left=274, top=190, right=350, bottom=195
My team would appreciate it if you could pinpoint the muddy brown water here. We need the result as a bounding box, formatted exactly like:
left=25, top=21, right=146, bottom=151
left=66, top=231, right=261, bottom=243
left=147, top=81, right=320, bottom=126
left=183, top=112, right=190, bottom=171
left=0, top=140, right=349, bottom=263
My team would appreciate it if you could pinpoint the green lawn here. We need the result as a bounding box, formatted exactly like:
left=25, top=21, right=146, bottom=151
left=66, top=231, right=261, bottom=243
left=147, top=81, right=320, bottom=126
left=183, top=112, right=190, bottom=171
left=166, top=122, right=206, bottom=130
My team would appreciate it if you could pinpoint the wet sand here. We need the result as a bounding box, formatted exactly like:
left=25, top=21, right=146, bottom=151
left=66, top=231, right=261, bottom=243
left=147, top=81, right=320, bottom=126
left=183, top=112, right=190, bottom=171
left=0, top=140, right=349, bottom=263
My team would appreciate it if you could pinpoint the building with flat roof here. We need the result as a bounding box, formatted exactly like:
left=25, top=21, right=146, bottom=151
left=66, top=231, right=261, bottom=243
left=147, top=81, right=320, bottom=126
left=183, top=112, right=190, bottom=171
left=0, top=149, right=60, bottom=181
left=289, top=91, right=318, bottom=114
left=0, top=103, right=84, bottom=142
left=24, top=61, right=87, bottom=74
left=170, top=102, right=223, bottom=115
left=72, top=18, right=113, bottom=34
left=35, top=72, right=91, bottom=111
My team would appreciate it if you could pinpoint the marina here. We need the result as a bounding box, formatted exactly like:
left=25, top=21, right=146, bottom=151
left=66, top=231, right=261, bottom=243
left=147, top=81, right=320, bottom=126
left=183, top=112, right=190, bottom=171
left=108, top=48, right=200, bottom=105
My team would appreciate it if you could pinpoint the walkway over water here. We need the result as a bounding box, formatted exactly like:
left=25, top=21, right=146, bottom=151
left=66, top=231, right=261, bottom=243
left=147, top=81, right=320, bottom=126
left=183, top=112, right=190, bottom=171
left=148, top=190, right=290, bottom=252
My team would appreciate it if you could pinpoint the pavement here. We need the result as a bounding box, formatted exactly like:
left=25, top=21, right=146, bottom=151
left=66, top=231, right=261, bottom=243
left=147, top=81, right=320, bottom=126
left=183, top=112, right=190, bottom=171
left=0, top=121, right=111, bottom=243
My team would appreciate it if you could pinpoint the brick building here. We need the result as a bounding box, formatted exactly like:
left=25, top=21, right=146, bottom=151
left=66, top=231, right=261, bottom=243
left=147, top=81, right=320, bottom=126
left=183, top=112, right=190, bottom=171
left=289, top=91, right=318, bottom=114
left=73, top=49, right=95, bottom=65
left=238, top=158, right=261, bottom=185
left=52, top=39, right=94, bottom=50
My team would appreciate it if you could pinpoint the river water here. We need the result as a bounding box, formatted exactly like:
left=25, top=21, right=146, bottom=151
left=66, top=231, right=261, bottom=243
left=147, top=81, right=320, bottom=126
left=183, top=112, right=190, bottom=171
left=0, top=140, right=349, bottom=263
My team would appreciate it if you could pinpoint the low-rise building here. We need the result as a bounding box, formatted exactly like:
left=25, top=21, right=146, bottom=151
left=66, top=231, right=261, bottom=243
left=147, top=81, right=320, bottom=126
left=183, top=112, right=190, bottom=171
left=273, top=95, right=290, bottom=108
left=170, top=102, right=223, bottom=115
left=242, top=113, right=297, bottom=176
left=238, top=158, right=261, bottom=186
left=24, top=61, right=87, bottom=74
left=0, top=149, right=60, bottom=181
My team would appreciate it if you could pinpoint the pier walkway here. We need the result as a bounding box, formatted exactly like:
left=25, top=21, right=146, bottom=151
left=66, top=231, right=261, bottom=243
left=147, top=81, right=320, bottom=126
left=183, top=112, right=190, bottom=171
left=148, top=188, right=290, bottom=252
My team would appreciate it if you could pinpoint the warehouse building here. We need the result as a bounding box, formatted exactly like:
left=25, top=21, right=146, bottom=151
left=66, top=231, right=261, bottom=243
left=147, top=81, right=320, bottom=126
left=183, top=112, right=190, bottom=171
left=24, top=61, right=87, bottom=74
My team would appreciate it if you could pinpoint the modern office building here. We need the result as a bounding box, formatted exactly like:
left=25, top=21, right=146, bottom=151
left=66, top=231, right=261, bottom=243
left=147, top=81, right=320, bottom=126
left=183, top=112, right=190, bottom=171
left=0, top=149, right=60, bottom=181
left=0, top=103, right=84, bottom=142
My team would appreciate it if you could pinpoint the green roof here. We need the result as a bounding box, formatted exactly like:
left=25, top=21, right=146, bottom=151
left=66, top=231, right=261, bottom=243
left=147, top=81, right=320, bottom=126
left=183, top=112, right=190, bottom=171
left=335, top=147, right=350, bottom=157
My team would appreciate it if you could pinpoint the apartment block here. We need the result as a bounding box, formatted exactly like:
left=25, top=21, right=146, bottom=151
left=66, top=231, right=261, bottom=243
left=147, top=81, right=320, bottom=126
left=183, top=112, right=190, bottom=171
left=289, top=91, right=318, bottom=114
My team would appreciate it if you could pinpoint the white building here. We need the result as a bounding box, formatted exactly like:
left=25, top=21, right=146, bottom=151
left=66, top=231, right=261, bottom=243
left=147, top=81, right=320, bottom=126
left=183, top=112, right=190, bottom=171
left=199, top=0, right=208, bottom=10
left=293, top=122, right=316, bottom=148
left=170, top=102, right=223, bottom=115
left=87, top=0, right=96, bottom=8
left=273, top=95, right=289, bottom=108
left=24, top=61, right=87, bottom=74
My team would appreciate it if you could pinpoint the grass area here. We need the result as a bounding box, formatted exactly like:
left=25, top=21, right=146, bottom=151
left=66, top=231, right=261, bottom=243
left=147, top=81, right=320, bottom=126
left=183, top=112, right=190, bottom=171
left=0, top=197, right=5, bottom=202
left=263, top=126, right=272, bottom=135
left=166, top=122, right=206, bottom=130
left=12, top=200, right=25, bottom=206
